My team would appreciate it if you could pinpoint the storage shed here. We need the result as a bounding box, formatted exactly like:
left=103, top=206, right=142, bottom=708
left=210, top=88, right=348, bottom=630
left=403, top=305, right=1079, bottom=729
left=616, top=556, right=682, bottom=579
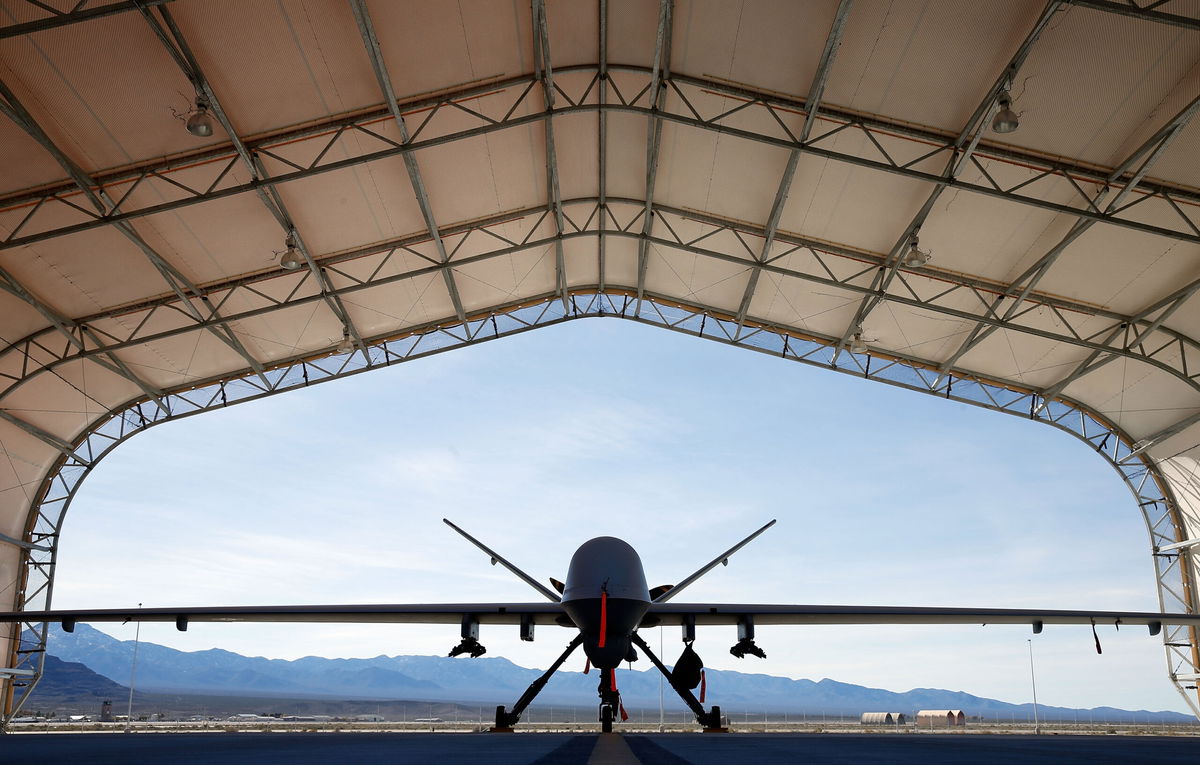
left=916, top=710, right=965, bottom=727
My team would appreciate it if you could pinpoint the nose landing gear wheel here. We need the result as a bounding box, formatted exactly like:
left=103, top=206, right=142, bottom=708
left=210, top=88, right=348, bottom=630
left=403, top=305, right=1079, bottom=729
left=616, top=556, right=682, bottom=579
left=600, top=704, right=614, bottom=733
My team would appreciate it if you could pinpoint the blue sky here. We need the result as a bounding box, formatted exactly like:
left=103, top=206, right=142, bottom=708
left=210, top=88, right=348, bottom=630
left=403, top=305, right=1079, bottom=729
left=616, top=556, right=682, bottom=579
left=49, top=317, right=1192, bottom=714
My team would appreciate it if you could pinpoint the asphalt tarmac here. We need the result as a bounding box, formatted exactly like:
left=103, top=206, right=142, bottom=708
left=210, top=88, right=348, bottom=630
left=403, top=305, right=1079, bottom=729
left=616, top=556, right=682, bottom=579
left=5, top=732, right=1200, bottom=764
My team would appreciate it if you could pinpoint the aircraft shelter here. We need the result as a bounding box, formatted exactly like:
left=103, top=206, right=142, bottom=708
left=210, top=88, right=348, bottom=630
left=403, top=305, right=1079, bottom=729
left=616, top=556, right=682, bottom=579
left=0, top=0, right=1198, bottom=722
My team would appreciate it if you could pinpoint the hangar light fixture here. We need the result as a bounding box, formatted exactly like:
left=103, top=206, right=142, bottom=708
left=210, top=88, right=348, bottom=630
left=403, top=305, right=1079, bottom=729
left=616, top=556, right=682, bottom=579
left=992, top=90, right=1019, bottom=134
left=850, top=329, right=868, bottom=353
left=279, top=235, right=304, bottom=270
left=903, top=236, right=931, bottom=267
left=185, top=96, right=214, bottom=138
left=336, top=329, right=355, bottom=354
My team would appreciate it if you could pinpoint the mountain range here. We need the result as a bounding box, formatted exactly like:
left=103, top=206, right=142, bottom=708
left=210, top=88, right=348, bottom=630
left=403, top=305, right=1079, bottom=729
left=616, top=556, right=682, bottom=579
left=39, top=624, right=1193, bottom=722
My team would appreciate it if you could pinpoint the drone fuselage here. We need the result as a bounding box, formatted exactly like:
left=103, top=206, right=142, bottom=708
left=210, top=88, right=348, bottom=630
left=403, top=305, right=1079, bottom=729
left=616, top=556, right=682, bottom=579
left=560, top=536, right=650, bottom=669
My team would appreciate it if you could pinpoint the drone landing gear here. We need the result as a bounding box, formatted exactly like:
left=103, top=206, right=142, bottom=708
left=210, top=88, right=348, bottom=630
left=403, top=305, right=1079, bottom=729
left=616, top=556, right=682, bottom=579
left=630, top=633, right=726, bottom=732
left=490, top=635, right=583, bottom=732
left=597, top=667, right=623, bottom=733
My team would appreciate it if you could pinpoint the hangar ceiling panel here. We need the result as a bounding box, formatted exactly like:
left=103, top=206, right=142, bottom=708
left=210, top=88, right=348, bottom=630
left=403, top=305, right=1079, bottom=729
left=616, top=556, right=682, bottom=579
left=0, top=109, right=69, bottom=193
left=1036, top=227, right=1200, bottom=316
left=1, top=0, right=1200, bottom=718
left=1, top=228, right=168, bottom=316
left=171, top=0, right=382, bottom=134
left=1009, top=7, right=1200, bottom=168
left=0, top=15, right=196, bottom=171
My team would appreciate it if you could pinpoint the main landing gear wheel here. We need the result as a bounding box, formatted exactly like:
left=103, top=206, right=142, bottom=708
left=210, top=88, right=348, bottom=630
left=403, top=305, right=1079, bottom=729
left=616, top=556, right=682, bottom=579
left=600, top=704, right=614, bottom=733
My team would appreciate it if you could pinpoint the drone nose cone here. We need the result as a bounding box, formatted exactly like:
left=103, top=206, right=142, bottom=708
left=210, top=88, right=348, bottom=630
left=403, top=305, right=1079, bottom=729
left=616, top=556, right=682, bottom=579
left=562, top=536, right=650, bottom=602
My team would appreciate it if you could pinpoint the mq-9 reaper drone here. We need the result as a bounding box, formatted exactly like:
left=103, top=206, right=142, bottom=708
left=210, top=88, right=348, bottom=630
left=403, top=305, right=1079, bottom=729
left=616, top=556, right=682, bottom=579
left=5, top=519, right=1200, bottom=733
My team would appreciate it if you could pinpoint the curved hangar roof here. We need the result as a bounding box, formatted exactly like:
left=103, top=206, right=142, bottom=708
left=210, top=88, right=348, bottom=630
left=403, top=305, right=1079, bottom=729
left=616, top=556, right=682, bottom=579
left=0, top=0, right=1199, bottom=701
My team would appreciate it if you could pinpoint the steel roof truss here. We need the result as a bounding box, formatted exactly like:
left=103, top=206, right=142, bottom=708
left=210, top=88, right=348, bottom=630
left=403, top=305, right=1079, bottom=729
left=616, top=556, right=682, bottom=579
left=139, top=4, right=371, bottom=364
left=633, top=0, right=672, bottom=313
left=1034, top=280, right=1200, bottom=416
left=733, top=0, right=854, bottom=337
left=1065, top=0, right=1200, bottom=30
left=0, top=73, right=269, bottom=389
left=350, top=0, right=465, bottom=323
left=16, top=292, right=1196, bottom=726
left=832, top=0, right=1064, bottom=361
left=0, top=0, right=1192, bottom=39
left=0, top=1, right=175, bottom=39
left=4, top=70, right=1200, bottom=252
left=6, top=200, right=1200, bottom=409
left=933, top=94, right=1200, bottom=389
left=597, top=0, right=609, bottom=292
left=0, top=267, right=168, bottom=412
left=0, top=408, right=88, bottom=465
left=532, top=0, right=570, bottom=312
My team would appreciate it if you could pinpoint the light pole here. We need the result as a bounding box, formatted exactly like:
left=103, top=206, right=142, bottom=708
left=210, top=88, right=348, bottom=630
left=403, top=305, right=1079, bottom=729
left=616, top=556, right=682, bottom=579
left=658, top=627, right=664, bottom=732
left=125, top=603, right=142, bottom=733
left=1028, top=639, right=1041, bottom=735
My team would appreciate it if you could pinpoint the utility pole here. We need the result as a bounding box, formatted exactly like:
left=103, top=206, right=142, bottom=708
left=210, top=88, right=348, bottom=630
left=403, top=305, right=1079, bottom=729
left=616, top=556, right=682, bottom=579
left=1028, top=639, right=1041, bottom=735
left=125, top=603, right=142, bottom=733
left=658, top=627, right=664, bottom=732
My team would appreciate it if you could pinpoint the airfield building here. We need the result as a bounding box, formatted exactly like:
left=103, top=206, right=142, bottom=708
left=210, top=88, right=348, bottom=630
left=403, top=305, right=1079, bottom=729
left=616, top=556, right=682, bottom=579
left=860, top=712, right=906, bottom=725
left=916, top=710, right=966, bottom=728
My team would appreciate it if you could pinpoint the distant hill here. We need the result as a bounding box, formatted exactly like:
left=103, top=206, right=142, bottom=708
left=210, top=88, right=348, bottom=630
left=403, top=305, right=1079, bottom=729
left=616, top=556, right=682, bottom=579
left=28, top=654, right=127, bottom=701
left=42, top=624, right=1193, bottom=722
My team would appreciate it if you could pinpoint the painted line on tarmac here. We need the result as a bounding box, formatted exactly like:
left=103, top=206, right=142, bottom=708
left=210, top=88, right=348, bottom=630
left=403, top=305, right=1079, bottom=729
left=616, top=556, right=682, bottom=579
left=588, top=733, right=642, bottom=764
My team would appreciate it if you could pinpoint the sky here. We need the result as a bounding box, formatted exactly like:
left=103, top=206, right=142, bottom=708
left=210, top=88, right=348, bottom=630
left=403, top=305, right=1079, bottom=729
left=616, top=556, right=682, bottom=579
left=47, top=317, right=1194, bottom=714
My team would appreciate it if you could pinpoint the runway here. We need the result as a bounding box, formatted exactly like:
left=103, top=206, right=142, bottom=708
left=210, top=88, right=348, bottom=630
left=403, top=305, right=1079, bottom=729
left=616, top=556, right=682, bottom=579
left=5, top=732, right=1200, bottom=764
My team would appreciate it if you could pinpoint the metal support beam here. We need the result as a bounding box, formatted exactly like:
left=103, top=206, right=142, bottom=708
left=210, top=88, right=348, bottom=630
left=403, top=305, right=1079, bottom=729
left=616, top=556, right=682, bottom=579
left=5, top=290, right=1199, bottom=721
left=734, top=0, right=853, bottom=336
left=0, top=532, right=51, bottom=553
left=532, top=0, right=571, bottom=312
left=832, top=0, right=1064, bottom=360
left=0, top=75, right=269, bottom=387
left=252, top=158, right=370, bottom=361
left=4, top=69, right=1199, bottom=252
left=634, top=0, right=673, bottom=314
left=1121, top=412, right=1200, bottom=462
left=933, top=93, right=1200, bottom=389
left=0, top=408, right=87, bottom=464
left=6, top=199, right=1200, bottom=403
left=3, top=0, right=1195, bottom=40
left=0, top=0, right=175, bottom=39
left=1160, top=537, right=1200, bottom=554
left=597, top=0, right=609, bottom=293
left=1035, top=262, right=1200, bottom=414
left=349, top=0, right=465, bottom=322
left=0, top=265, right=168, bottom=412
left=1065, top=0, right=1200, bottom=30
left=139, top=4, right=373, bottom=361
left=0, top=668, right=34, bottom=677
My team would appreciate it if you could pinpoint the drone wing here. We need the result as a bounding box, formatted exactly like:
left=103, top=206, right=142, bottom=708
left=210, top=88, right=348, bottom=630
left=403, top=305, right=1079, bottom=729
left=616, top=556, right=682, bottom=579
left=644, top=602, right=1200, bottom=634
left=0, top=602, right=567, bottom=631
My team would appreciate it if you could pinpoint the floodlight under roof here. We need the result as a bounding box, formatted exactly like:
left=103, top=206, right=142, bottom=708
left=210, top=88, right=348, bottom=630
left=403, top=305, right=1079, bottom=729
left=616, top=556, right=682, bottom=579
left=903, top=237, right=931, bottom=267
left=185, top=97, right=214, bottom=138
left=992, top=91, right=1019, bottom=134
left=279, top=235, right=304, bottom=270
left=850, top=330, right=868, bottom=353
